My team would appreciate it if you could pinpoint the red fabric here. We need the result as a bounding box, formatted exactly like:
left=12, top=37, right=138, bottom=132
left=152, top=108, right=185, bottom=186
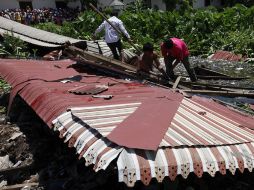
left=161, top=38, right=189, bottom=61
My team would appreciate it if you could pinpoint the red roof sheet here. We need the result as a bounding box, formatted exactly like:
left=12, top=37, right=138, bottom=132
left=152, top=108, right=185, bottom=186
left=1, top=58, right=254, bottom=148
left=107, top=96, right=183, bottom=150
left=1, top=59, right=254, bottom=187
left=211, top=50, right=244, bottom=61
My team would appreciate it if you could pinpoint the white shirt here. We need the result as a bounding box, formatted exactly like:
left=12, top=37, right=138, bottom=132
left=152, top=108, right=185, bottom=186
left=95, top=16, right=130, bottom=44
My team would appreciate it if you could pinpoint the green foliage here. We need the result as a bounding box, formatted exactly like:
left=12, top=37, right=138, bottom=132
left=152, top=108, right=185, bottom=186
left=0, top=79, right=11, bottom=93
left=125, top=0, right=148, bottom=12
left=0, top=32, right=30, bottom=58
left=72, top=10, right=103, bottom=40
left=163, top=0, right=179, bottom=11
left=35, top=22, right=79, bottom=39
left=35, top=11, right=102, bottom=40
left=34, top=5, right=254, bottom=57
left=224, top=0, right=254, bottom=7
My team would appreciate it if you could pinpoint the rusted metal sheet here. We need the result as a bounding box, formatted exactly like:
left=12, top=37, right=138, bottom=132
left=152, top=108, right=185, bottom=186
left=68, top=99, right=254, bottom=148
left=211, top=50, right=244, bottom=61
left=1, top=59, right=254, bottom=187
left=107, top=97, right=183, bottom=150
left=69, top=95, right=254, bottom=149
left=0, top=16, right=85, bottom=47
left=0, top=29, right=60, bottom=48
left=117, top=143, right=254, bottom=186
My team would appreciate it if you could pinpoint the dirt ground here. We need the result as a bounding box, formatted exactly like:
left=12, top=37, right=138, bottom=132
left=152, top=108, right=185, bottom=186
left=0, top=91, right=121, bottom=190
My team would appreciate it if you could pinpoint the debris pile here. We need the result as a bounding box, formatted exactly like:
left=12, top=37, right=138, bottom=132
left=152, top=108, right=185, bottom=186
left=1, top=15, right=254, bottom=190
left=0, top=96, right=121, bottom=190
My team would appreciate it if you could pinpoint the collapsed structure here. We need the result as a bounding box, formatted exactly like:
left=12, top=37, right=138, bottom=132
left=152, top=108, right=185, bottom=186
left=1, top=16, right=254, bottom=188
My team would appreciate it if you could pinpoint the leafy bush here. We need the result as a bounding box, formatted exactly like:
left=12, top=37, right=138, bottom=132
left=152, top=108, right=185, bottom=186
left=0, top=32, right=30, bottom=58
left=0, top=79, right=11, bottom=93
left=35, top=4, right=254, bottom=57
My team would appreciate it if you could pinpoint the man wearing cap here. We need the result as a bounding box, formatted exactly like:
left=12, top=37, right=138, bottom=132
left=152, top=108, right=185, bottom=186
left=161, top=37, right=197, bottom=82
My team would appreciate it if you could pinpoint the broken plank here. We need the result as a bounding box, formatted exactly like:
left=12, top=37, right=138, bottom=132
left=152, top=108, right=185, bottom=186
left=196, top=75, right=248, bottom=80
left=194, top=66, right=230, bottom=77
left=68, top=46, right=136, bottom=71
left=173, top=76, right=182, bottom=89
left=77, top=56, right=136, bottom=79
left=180, top=81, right=254, bottom=90
left=182, top=89, right=254, bottom=98
left=0, top=165, right=33, bottom=176
left=2, top=183, right=38, bottom=190
left=66, top=46, right=190, bottom=89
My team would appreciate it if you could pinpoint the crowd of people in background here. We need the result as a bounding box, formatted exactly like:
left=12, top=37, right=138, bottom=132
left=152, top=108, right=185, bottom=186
left=0, top=6, right=80, bottom=25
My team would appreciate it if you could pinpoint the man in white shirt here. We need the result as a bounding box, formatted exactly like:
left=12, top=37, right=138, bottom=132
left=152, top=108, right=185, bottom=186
left=94, top=12, right=131, bottom=61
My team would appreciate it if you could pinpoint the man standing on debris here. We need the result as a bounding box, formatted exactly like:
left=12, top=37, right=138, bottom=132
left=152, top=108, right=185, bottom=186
left=93, top=12, right=131, bottom=61
left=161, top=37, right=197, bottom=82
left=137, top=42, right=162, bottom=74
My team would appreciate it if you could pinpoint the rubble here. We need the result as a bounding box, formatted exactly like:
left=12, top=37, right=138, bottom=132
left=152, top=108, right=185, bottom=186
left=0, top=94, right=123, bottom=190
left=7, top=132, right=23, bottom=142
left=0, top=180, right=7, bottom=188
left=0, top=115, right=6, bottom=124
left=0, top=155, right=13, bottom=170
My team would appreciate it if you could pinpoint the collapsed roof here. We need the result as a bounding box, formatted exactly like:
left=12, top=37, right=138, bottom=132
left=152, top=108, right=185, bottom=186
left=1, top=59, right=254, bottom=187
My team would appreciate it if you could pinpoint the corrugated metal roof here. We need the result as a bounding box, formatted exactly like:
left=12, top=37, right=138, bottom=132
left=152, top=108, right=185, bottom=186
left=1, top=59, right=254, bottom=187
left=54, top=109, right=254, bottom=186
left=0, top=16, right=85, bottom=47
left=211, top=50, right=244, bottom=61
left=69, top=96, right=254, bottom=149
left=117, top=143, right=254, bottom=186
left=0, top=17, right=133, bottom=60
left=0, top=29, right=60, bottom=47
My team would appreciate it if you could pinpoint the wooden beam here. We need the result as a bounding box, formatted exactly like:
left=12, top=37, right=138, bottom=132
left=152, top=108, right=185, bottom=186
left=0, top=165, right=33, bottom=176
left=66, top=46, right=185, bottom=88
left=182, top=89, right=254, bottom=98
left=67, top=46, right=136, bottom=71
left=1, top=183, right=38, bottom=190
left=180, top=81, right=254, bottom=90
left=196, top=75, right=248, bottom=80
left=173, top=76, right=182, bottom=89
